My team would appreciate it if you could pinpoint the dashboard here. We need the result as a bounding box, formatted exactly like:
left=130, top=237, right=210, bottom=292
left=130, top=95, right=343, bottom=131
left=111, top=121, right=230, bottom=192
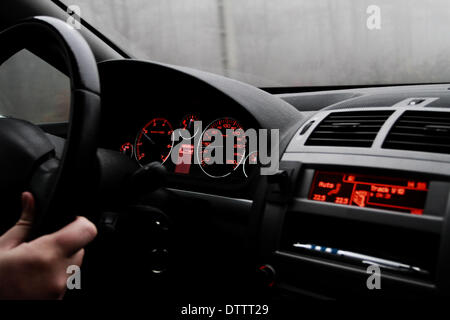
left=95, top=59, right=302, bottom=198
left=91, top=59, right=450, bottom=300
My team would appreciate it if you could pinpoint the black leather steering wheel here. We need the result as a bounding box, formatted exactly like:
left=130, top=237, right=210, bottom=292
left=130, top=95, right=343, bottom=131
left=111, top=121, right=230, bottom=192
left=0, top=16, right=101, bottom=236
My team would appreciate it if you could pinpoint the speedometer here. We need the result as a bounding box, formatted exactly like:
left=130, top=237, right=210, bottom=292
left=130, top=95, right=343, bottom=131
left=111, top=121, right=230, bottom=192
left=198, top=118, right=246, bottom=178
left=135, top=118, right=174, bottom=166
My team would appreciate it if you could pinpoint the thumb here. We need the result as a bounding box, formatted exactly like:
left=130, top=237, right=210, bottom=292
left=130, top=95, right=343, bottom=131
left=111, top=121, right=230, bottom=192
left=0, top=192, right=35, bottom=250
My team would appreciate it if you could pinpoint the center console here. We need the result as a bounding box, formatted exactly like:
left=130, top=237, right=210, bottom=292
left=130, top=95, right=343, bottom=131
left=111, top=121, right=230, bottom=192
left=257, top=102, right=450, bottom=299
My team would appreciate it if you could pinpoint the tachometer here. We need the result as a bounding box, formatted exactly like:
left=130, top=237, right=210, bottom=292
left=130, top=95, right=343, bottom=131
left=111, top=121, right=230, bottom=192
left=198, top=117, right=246, bottom=178
left=135, top=118, right=174, bottom=166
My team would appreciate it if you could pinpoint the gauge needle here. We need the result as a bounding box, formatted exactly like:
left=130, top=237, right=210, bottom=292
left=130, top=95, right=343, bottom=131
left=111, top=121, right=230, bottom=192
left=183, top=121, right=199, bottom=140
left=143, top=131, right=156, bottom=145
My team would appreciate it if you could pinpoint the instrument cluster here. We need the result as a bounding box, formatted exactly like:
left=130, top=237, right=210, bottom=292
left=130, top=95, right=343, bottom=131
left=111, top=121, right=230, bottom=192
left=118, top=113, right=255, bottom=179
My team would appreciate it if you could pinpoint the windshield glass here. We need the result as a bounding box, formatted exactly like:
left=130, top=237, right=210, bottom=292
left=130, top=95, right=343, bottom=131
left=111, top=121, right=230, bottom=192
left=62, top=0, right=450, bottom=87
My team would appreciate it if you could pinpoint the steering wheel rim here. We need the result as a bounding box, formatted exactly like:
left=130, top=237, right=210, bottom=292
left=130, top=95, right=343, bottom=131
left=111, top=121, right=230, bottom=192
left=0, top=16, right=101, bottom=236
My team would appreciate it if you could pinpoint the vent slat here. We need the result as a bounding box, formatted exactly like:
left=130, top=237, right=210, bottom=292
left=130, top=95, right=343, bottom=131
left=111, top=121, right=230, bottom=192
left=387, top=140, right=450, bottom=148
left=313, top=131, right=378, bottom=136
left=389, top=132, right=450, bottom=141
left=327, top=115, right=391, bottom=119
left=397, top=120, right=450, bottom=126
left=402, top=116, right=450, bottom=122
left=392, top=126, right=450, bottom=136
left=322, top=119, right=387, bottom=124
left=319, top=125, right=381, bottom=131
left=305, top=110, right=393, bottom=147
left=383, top=111, right=450, bottom=154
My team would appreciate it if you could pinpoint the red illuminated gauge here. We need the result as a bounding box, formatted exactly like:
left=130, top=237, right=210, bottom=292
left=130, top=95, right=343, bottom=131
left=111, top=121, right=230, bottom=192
left=181, top=113, right=200, bottom=130
left=120, top=142, right=134, bottom=158
left=181, top=113, right=201, bottom=138
left=198, top=117, right=246, bottom=178
left=243, top=151, right=258, bottom=178
left=135, top=118, right=174, bottom=166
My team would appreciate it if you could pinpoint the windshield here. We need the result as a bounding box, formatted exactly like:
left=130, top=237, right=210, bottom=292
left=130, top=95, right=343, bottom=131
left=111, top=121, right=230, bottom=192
left=61, top=0, right=450, bottom=87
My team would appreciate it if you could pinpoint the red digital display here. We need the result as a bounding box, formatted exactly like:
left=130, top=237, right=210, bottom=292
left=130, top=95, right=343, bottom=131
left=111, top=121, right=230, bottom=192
left=309, top=171, right=428, bottom=215
left=174, top=143, right=194, bottom=175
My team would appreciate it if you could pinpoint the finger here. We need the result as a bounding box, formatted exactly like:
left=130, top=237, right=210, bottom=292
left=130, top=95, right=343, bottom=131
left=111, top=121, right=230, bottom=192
left=43, top=216, right=97, bottom=256
left=0, top=192, right=35, bottom=249
left=68, top=248, right=85, bottom=267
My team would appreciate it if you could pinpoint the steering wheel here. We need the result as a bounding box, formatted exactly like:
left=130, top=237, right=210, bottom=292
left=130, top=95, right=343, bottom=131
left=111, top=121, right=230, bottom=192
left=0, top=16, right=101, bottom=236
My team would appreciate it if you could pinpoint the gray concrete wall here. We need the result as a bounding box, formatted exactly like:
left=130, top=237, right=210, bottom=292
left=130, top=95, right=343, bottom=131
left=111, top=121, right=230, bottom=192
left=2, top=0, right=450, bottom=123
left=70, top=0, right=450, bottom=87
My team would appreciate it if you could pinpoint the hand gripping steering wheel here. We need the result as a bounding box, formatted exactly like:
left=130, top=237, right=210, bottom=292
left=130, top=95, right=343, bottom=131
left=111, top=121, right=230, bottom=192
left=0, top=16, right=101, bottom=237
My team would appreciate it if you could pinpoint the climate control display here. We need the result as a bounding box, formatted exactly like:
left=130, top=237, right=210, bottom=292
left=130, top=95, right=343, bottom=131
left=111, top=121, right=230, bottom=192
left=309, top=171, right=428, bottom=215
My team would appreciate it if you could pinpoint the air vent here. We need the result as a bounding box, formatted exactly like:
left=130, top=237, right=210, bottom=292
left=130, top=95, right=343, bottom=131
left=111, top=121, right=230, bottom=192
left=305, top=110, right=393, bottom=147
left=383, top=111, right=450, bottom=154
